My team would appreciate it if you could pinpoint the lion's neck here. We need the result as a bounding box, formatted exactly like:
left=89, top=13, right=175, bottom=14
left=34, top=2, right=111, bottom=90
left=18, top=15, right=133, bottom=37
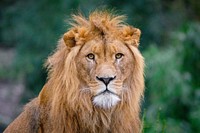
left=41, top=83, right=140, bottom=133
left=66, top=99, right=139, bottom=133
left=67, top=106, right=115, bottom=132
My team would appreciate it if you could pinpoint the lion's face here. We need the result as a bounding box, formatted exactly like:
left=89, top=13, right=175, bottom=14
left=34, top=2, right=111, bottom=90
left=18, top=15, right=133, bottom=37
left=76, top=36, right=134, bottom=109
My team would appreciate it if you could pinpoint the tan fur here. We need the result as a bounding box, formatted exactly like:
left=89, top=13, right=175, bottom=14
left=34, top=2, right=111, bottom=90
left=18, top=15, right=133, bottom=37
left=4, top=10, right=144, bottom=133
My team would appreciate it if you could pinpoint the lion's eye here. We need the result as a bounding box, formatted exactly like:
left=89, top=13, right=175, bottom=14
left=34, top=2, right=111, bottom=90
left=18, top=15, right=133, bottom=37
left=115, top=53, right=124, bottom=59
left=87, top=53, right=95, bottom=60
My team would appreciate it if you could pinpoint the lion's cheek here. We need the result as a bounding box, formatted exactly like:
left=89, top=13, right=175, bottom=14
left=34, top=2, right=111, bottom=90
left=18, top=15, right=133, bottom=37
left=76, top=61, right=93, bottom=81
left=118, top=60, right=134, bottom=80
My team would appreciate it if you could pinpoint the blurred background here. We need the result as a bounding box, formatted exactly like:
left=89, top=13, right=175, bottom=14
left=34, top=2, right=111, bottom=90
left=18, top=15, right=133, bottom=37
left=0, top=0, right=200, bottom=132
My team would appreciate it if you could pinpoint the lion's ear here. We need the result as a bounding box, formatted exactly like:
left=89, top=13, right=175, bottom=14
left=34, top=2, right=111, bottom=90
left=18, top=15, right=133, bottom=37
left=63, top=27, right=89, bottom=48
left=63, top=29, right=76, bottom=48
left=122, top=26, right=141, bottom=47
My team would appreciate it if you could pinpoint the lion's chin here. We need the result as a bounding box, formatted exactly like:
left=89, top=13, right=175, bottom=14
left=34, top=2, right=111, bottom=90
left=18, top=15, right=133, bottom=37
left=93, top=92, right=121, bottom=109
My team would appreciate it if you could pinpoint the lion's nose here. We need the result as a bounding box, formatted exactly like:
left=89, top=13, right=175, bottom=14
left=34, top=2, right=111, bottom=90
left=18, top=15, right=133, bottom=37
left=96, top=76, right=116, bottom=86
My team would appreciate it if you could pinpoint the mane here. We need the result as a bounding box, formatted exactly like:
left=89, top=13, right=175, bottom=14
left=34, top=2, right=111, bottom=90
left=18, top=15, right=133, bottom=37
left=63, top=10, right=141, bottom=47
left=43, top=10, right=144, bottom=133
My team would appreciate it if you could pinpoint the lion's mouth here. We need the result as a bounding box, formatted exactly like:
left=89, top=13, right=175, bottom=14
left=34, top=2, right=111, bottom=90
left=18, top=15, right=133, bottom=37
left=96, top=88, right=118, bottom=97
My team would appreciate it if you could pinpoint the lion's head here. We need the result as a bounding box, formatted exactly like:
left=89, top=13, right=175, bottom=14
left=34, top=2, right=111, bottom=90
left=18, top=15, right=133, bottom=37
left=44, top=10, right=144, bottom=132
left=75, top=35, right=139, bottom=109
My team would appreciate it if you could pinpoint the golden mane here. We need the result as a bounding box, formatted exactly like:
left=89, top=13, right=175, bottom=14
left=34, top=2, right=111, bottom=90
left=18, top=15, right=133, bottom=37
left=4, top=10, right=144, bottom=133
left=45, top=11, right=144, bottom=133
left=63, top=10, right=141, bottom=47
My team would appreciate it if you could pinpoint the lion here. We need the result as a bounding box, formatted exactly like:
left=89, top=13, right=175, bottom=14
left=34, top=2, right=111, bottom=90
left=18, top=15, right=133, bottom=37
left=4, top=10, right=144, bottom=133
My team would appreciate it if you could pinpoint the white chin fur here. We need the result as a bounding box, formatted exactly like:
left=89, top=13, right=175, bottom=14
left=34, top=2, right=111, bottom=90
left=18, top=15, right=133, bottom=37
left=93, top=93, right=120, bottom=109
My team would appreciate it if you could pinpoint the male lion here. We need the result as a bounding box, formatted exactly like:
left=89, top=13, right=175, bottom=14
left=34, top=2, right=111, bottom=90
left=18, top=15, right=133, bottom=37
left=4, top=10, right=144, bottom=133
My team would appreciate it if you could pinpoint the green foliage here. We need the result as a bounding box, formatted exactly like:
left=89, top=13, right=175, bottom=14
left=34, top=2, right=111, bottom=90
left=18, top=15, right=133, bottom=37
left=143, top=23, right=200, bottom=132
left=1, top=0, right=80, bottom=99
left=181, top=23, right=200, bottom=88
left=179, top=23, right=200, bottom=132
left=143, top=45, right=191, bottom=132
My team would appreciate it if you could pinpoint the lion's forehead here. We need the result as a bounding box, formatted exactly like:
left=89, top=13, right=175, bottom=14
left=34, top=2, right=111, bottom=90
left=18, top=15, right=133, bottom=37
left=81, top=37, right=128, bottom=57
